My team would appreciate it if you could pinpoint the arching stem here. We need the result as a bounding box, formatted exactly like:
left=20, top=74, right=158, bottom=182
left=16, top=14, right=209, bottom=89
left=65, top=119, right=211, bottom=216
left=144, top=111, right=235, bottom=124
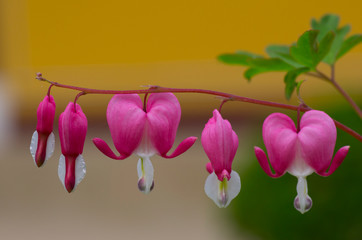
left=36, top=74, right=362, bottom=142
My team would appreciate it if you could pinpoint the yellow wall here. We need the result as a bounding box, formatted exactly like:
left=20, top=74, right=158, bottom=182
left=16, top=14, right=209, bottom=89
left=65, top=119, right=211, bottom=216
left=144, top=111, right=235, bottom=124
left=1, top=0, right=361, bottom=119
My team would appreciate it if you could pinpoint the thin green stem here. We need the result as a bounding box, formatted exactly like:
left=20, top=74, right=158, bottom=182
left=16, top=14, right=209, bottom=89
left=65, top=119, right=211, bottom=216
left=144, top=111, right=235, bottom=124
left=330, top=65, right=362, bottom=119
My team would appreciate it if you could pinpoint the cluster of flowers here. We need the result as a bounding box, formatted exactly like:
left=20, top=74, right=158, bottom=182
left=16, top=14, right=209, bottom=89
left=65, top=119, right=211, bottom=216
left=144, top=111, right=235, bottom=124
left=30, top=91, right=349, bottom=213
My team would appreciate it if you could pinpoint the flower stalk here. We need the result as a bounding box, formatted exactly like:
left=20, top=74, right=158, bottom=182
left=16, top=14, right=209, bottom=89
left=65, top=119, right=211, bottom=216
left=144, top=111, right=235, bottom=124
left=36, top=74, right=362, bottom=142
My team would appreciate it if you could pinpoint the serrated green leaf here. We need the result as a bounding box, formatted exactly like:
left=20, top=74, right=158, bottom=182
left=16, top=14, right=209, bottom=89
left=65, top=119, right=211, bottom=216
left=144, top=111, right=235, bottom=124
left=284, top=67, right=310, bottom=100
left=218, top=51, right=262, bottom=66
left=266, top=45, right=304, bottom=68
left=290, top=30, right=320, bottom=68
left=290, top=30, right=334, bottom=69
left=323, top=25, right=351, bottom=64
left=243, top=58, right=294, bottom=81
left=318, top=31, right=335, bottom=61
left=336, top=34, right=362, bottom=60
left=311, top=14, right=340, bottom=41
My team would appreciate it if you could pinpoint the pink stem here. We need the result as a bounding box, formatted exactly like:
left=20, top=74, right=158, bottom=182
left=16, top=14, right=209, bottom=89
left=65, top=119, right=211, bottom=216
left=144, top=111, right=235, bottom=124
left=36, top=76, right=362, bottom=142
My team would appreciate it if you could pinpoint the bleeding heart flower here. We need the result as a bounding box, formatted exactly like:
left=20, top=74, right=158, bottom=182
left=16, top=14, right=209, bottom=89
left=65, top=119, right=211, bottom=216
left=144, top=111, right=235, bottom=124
left=30, top=95, right=56, bottom=167
left=254, top=110, right=350, bottom=213
left=58, top=102, right=88, bottom=193
left=201, top=109, right=241, bottom=208
left=93, top=93, right=197, bottom=194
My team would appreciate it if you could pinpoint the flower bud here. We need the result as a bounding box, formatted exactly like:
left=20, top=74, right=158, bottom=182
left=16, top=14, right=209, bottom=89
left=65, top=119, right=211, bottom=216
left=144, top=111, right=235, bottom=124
left=30, top=95, right=56, bottom=167
left=58, top=102, right=87, bottom=193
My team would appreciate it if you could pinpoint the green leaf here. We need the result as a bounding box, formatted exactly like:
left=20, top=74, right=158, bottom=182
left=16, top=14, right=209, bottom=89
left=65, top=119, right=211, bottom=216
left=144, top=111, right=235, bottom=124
left=266, top=45, right=289, bottom=57
left=318, top=31, right=335, bottom=61
left=290, top=30, right=320, bottom=68
left=290, top=30, right=334, bottom=69
left=336, top=34, right=362, bottom=60
left=218, top=51, right=262, bottom=66
left=249, top=58, right=294, bottom=70
left=311, top=14, right=340, bottom=41
left=266, top=45, right=304, bottom=68
left=244, top=58, right=294, bottom=81
left=244, top=68, right=263, bottom=81
left=323, top=25, right=351, bottom=64
left=284, top=67, right=310, bottom=100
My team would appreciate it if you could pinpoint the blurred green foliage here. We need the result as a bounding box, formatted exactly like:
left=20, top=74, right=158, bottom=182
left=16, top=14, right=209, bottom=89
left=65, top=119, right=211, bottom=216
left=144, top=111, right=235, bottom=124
left=229, top=106, right=362, bottom=240
left=218, top=14, right=362, bottom=100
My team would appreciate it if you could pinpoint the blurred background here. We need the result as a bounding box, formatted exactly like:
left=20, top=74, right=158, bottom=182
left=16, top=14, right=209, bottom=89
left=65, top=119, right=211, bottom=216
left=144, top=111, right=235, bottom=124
left=0, top=0, right=361, bottom=239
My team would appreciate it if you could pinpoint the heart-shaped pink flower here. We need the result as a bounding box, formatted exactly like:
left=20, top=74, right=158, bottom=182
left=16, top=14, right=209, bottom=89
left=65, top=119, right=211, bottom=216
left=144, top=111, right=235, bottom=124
left=93, top=93, right=197, bottom=194
left=254, top=110, right=349, bottom=213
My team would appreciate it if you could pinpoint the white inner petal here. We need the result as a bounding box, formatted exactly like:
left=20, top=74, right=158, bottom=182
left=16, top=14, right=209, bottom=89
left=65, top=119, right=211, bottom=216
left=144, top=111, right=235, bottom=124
left=58, top=154, right=86, bottom=192
left=294, top=176, right=312, bottom=214
left=226, top=171, right=241, bottom=207
left=204, top=171, right=241, bottom=208
left=29, top=131, right=55, bottom=167
left=204, top=172, right=220, bottom=207
left=30, top=131, right=38, bottom=165
left=288, top=144, right=314, bottom=178
left=58, top=154, right=66, bottom=188
left=137, top=156, right=154, bottom=194
left=45, top=132, right=55, bottom=163
left=75, top=154, right=86, bottom=188
left=135, top=123, right=157, bottom=158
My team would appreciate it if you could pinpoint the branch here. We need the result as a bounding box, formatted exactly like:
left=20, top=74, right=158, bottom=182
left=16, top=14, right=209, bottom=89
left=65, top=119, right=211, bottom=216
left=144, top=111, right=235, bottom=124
left=36, top=74, right=362, bottom=142
left=330, top=65, right=362, bottom=119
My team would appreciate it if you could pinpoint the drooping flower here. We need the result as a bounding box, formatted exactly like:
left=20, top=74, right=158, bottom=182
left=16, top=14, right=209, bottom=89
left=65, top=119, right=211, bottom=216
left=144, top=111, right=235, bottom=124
left=254, top=110, right=350, bottom=213
left=201, top=109, right=241, bottom=208
left=58, top=102, right=88, bottom=193
left=30, top=95, right=56, bottom=167
left=93, top=93, right=197, bottom=194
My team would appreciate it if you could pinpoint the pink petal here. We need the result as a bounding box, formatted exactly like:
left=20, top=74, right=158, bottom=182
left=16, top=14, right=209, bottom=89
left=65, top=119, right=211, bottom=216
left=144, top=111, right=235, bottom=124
left=36, top=95, right=56, bottom=134
left=161, top=136, right=197, bottom=159
left=254, top=147, right=284, bottom=178
left=92, top=138, right=127, bottom=160
left=59, top=103, right=88, bottom=156
left=106, top=94, right=146, bottom=157
left=201, top=110, right=238, bottom=181
left=298, top=110, right=337, bottom=173
left=146, top=93, right=181, bottom=155
left=316, top=146, right=350, bottom=176
left=206, top=162, right=213, bottom=174
left=262, top=113, right=298, bottom=176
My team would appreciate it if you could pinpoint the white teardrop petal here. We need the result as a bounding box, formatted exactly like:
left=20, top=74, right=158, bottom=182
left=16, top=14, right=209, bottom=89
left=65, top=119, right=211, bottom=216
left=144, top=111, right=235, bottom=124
left=30, top=131, right=38, bottom=165
left=44, top=132, right=55, bottom=163
left=137, top=157, right=154, bottom=194
left=58, top=154, right=66, bottom=189
left=204, top=172, right=221, bottom=207
left=224, top=170, right=241, bottom=208
left=137, top=158, right=143, bottom=179
left=75, top=154, right=86, bottom=188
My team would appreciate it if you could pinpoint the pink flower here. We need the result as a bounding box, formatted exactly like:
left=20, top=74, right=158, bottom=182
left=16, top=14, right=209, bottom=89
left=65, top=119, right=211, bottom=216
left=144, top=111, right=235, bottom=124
left=93, top=93, right=197, bottom=194
left=30, top=95, right=56, bottom=167
left=201, top=110, right=241, bottom=208
left=58, top=102, right=88, bottom=193
left=254, top=110, right=350, bottom=213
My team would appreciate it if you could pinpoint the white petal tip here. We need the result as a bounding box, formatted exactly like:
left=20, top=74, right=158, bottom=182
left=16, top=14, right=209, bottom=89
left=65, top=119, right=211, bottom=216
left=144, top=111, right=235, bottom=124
left=204, top=171, right=241, bottom=208
left=137, top=157, right=154, bottom=194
